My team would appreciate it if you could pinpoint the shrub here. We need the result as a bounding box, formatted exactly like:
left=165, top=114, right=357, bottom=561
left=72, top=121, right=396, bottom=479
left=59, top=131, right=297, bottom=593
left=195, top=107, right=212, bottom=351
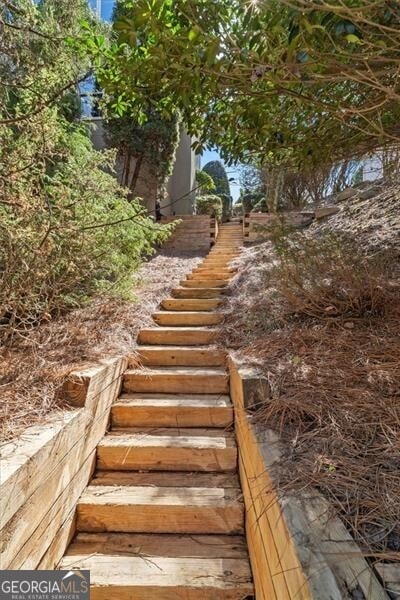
left=270, top=230, right=394, bottom=322
left=196, top=194, right=223, bottom=220
left=0, top=122, right=172, bottom=341
left=0, top=0, right=173, bottom=343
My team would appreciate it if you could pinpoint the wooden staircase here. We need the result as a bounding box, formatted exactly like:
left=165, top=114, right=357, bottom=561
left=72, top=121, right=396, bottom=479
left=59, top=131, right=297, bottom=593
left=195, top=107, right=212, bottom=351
left=60, top=223, right=254, bottom=599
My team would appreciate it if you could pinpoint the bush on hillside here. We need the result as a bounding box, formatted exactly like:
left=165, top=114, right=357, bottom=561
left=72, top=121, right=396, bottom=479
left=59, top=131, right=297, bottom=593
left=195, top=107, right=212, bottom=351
left=0, top=0, right=173, bottom=343
left=196, top=194, right=223, bottom=220
left=269, top=230, right=395, bottom=322
left=0, top=124, right=172, bottom=341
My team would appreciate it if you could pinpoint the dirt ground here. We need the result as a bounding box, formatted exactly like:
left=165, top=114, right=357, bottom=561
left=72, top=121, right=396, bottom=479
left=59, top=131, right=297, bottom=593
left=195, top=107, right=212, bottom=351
left=0, top=249, right=203, bottom=444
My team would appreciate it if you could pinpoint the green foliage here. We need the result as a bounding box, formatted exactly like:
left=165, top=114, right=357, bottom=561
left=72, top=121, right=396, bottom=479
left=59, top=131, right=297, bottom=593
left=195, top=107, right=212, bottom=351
left=202, top=161, right=232, bottom=220
left=195, top=170, right=215, bottom=194
left=232, top=202, right=243, bottom=216
left=103, top=0, right=180, bottom=196
left=83, top=0, right=400, bottom=176
left=202, top=161, right=231, bottom=196
left=196, top=194, right=223, bottom=221
left=105, top=111, right=180, bottom=192
left=0, top=0, right=172, bottom=341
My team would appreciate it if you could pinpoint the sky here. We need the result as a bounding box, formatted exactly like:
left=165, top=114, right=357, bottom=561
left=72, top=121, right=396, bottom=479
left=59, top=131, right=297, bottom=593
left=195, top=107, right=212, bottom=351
left=88, top=0, right=114, bottom=20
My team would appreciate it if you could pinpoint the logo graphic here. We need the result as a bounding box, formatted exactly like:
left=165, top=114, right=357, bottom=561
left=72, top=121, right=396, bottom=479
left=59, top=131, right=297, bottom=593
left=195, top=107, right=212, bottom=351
left=0, top=570, right=90, bottom=600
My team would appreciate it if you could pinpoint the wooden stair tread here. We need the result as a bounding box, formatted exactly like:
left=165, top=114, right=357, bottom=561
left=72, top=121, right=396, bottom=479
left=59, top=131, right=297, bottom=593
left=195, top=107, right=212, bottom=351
left=125, top=367, right=227, bottom=376
left=137, top=327, right=219, bottom=346
left=59, top=554, right=253, bottom=599
left=161, top=298, right=222, bottom=311
left=100, top=428, right=235, bottom=446
left=153, top=311, right=223, bottom=317
left=96, top=428, right=237, bottom=472
left=91, top=471, right=240, bottom=488
left=171, top=288, right=226, bottom=299
left=136, top=346, right=226, bottom=367
left=180, top=280, right=229, bottom=288
left=65, top=532, right=248, bottom=558
left=112, top=393, right=233, bottom=428
left=115, top=393, right=232, bottom=407
left=79, top=484, right=242, bottom=506
left=123, top=365, right=228, bottom=393
left=152, top=311, right=223, bottom=326
left=76, top=485, right=244, bottom=535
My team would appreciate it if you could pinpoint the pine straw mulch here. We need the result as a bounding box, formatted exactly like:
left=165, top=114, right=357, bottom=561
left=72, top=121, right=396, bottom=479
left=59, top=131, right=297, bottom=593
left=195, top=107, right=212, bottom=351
left=0, top=250, right=203, bottom=444
left=223, top=241, right=400, bottom=561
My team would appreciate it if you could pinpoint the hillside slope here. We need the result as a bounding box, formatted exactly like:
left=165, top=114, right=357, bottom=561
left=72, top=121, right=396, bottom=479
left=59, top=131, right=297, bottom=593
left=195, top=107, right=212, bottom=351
left=224, top=183, right=400, bottom=561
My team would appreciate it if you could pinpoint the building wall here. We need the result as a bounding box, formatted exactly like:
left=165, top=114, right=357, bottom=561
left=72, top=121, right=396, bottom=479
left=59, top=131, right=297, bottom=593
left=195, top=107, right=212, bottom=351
left=87, top=120, right=196, bottom=215
left=165, top=130, right=197, bottom=216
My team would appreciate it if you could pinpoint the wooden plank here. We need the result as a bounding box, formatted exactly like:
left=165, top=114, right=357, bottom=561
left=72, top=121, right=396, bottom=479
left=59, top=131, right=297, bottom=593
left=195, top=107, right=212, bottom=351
left=8, top=452, right=96, bottom=569
left=1, top=355, right=126, bottom=569
left=136, top=346, right=226, bottom=367
left=230, top=360, right=311, bottom=600
left=236, top=417, right=296, bottom=600
left=171, top=288, right=225, bottom=299
left=0, top=411, right=81, bottom=530
left=375, top=563, right=400, bottom=597
left=111, top=393, right=233, bottom=428
left=0, top=374, right=120, bottom=568
left=38, top=508, right=76, bottom=570
left=123, top=367, right=229, bottom=394
left=161, top=298, right=222, bottom=311
left=65, top=532, right=248, bottom=558
left=63, top=356, right=127, bottom=408
left=238, top=452, right=286, bottom=600
left=76, top=485, right=244, bottom=535
left=180, top=279, right=229, bottom=288
left=152, top=311, right=223, bottom=327
left=59, top=555, right=253, bottom=599
left=96, top=429, right=237, bottom=472
left=91, top=471, right=240, bottom=488
left=137, top=326, right=219, bottom=345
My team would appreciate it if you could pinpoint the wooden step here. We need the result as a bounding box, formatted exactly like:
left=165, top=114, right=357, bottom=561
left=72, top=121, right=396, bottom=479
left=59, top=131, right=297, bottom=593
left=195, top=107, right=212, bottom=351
left=211, top=250, right=240, bottom=254
left=187, top=273, right=233, bottom=281
left=171, top=288, right=225, bottom=299
left=111, top=394, right=233, bottom=428
left=96, top=428, right=237, bottom=472
left=190, top=268, right=235, bottom=276
left=180, top=279, right=228, bottom=288
left=60, top=534, right=253, bottom=599
left=202, top=256, right=235, bottom=262
left=136, top=346, right=226, bottom=366
left=123, top=367, right=229, bottom=394
left=152, top=311, right=223, bottom=327
left=161, top=298, right=222, bottom=311
left=76, top=484, right=244, bottom=535
left=91, top=471, right=240, bottom=488
left=138, top=327, right=218, bottom=345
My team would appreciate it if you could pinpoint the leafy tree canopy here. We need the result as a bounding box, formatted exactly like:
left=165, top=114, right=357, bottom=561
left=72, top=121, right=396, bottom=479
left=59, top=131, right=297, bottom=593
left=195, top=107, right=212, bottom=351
left=82, top=0, right=400, bottom=171
left=104, top=0, right=180, bottom=195
left=202, top=161, right=231, bottom=197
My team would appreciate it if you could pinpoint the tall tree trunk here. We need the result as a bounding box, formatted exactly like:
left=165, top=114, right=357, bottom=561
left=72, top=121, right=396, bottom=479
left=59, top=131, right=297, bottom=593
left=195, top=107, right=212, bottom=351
left=129, top=153, right=144, bottom=197
left=264, top=166, right=285, bottom=212
left=121, top=149, right=131, bottom=188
